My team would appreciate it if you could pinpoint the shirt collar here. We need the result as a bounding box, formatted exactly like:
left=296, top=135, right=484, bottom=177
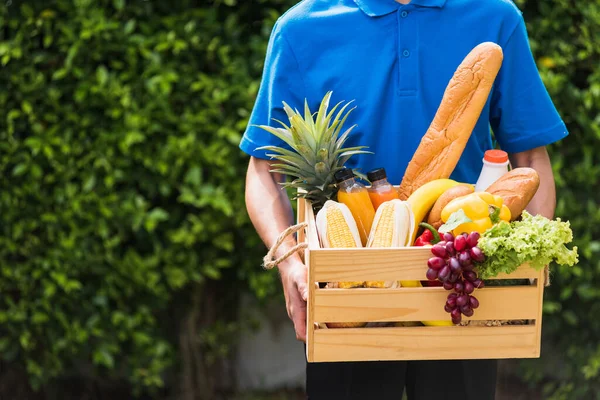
left=354, top=0, right=447, bottom=17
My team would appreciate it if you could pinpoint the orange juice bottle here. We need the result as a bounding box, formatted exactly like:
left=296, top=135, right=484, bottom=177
left=334, top=168, right=375, bottom=246
left=366, top=168, right=400, bottom=211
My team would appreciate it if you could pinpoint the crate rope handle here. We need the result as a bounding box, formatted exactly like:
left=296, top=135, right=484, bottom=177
left=263, top=222, right=308, bottom=270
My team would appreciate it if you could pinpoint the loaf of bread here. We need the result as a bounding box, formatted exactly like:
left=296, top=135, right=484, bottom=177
left=485, top=167, right=540, bottom=220
left=398, top=42, right=504, bottom=200
left=427, top=184, right=475, bottom=229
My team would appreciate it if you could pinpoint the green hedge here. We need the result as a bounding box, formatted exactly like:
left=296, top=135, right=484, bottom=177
left=0, top=0, right=284, bottom=395
left=0, top=0, right=598, bottom=398
left=512, top=1, right=600, bottom=399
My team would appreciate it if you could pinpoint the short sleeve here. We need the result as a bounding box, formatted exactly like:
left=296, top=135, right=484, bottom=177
left=490, top=15, right=569, bottom=153
left=239, top=23, right=305, bottom=159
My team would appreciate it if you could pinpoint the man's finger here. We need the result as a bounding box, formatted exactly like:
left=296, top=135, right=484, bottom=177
left=297, top=279, right=309, bottom=302
left=293, top=310, right=307, bottom=342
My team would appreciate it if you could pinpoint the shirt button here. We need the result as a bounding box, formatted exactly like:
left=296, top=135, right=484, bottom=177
left=403, top=49, right=410, bottom=57
left=401, top=11, right=408, bottom=18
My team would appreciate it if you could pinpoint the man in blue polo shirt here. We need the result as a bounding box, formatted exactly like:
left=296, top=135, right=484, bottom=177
left=241, top=0, right=568, bottom=398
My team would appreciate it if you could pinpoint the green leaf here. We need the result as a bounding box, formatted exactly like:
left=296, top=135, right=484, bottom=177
left=96, top=66, right=108, bottom=85
left=439, top=209, right=472, bottom=234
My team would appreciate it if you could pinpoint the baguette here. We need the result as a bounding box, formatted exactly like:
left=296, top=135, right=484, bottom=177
left=485, top=167, right=540, bottom=220
left=398, top=42, right=504, bottom=200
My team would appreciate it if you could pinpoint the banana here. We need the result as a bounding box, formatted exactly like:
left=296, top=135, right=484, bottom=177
left=406, top=179, right=461, bottom=245
left=404, top=179, right=465, bottom=326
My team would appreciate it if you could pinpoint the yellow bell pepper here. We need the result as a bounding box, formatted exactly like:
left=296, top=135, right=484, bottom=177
left=440, top=192, right=511, bottom=236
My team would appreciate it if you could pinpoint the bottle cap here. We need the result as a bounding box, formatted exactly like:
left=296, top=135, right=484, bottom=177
left=484, top=149, right=509, bottom=163
left=334, top=168, right=355, bottom=183
left=367, top=167, right=387, bottom=182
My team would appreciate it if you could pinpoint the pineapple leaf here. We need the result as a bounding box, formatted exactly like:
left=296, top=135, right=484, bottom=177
left=254, top=125, right=299, bottom=152
left=268, top=155, right=315, bottom=175
left=314, top=91, right=333, bottom=137
left=289, top=114, right=317, bottom=153
left=336, top=150, right=373, bottom=159
left=259, top=145, right=316, bottom=168
left=329, top=107, right=357, bottom=155
left=334, top=146, right=372, bottom=156
left=272, top=118, right=292, bottom=132
left=303, top=99, right=317, bottom=143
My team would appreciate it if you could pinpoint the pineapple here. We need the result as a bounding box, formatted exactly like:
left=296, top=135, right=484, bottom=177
left=255, top=91, right=372, bottom=211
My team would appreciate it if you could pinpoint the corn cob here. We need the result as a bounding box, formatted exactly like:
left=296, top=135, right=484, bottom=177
left=315, top=200, right=367, bottom=329
left=365, top=199, right=414, bottom=288
left=315, top=200, right=364, bottom=289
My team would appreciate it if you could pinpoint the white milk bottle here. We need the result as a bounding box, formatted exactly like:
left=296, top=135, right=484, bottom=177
left=474, top=149, right=510, bottom=192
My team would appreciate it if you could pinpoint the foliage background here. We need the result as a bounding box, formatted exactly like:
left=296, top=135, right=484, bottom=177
left=0, top=0, right=598, bottom=399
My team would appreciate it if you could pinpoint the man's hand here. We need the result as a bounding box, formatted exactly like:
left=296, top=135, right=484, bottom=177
left=279, top=259, right=309, bottom=341
left=509, top=145, right=556, bottom=219
left=245, top=156, right=309, bottom=342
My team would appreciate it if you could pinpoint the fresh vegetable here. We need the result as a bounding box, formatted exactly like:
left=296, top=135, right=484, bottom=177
left=425, top=231, right=486, bottom=324
left=414, top=222, right=442, bottom=246
left=315, top=200, right=364, bottom=289
left=475, top=211, right=579, bottom=279
left=256, top=91, right=372, bottom=211
left=414, top=229, right=434, bottom=246
left=315, top=200, right=367, bottom=329
left=440, top=192, right=511, bottom=236
left=415, top=223, right=443, bottom=287
left=427, top=184, right=475, bottom=229
left=366, top=199, right=413, bottom=288
left=405, top=178, right=460, bottom=244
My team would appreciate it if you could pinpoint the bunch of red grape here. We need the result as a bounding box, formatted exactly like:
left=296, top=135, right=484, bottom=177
left=426, top=231, right=486, bottom=324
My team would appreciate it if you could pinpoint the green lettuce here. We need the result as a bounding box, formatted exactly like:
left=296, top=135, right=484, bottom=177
left=476, top=211, right=579, bottom=279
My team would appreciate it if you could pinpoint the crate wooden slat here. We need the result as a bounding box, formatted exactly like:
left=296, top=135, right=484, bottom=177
left=297, top=196, right=545, bottom=363
left=311, top=325, right=540, bottom=362
left=314, top=286, right=540, bottom=323
left=311, top=248, right=541, bottom=282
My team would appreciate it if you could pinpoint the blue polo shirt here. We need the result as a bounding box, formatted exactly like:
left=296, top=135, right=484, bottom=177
left=239, top=0, right=569, bottom=185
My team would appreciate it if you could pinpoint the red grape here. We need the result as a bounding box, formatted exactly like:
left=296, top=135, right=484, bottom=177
left=457, top=294, right=469, bottom=307
left=454, top=282, right=464, bottom=292
left=443, top=282, right=454, bottom=291
left=467, top=232, right=480, bottom=248
left=461, top=305, right=474, bottom=317
left=462, top=263, right=474, bottom=272
left=426, top=268, right=438, bottom=281
left=448, top=258, right=463, bottom=274
left=448, top=272, right=459, bottom=283
left=437, top=240, right=447, bottom=248
left=444, top=303, right=454, bottom=313
left=445, top=241, right=456, bottom=256
left=451, top=309, right=462, bottom=324
left=447, top=296, right=457, bottom=308
left=470, top=247, right=485, bottom=263
left=443, top=232, right=455, bottom=242
left=458, top=251, right=472, bottom=266
left=464, top=280, right=474, bottom=294
left=473, top=279, right=484, bottom=289
left=427, top=257, right=445, bottom=270
left=469, top=296, right=480, bottom=309
left=454, top=235, right=467, bottom=252
left=448, top=292, right=458, bottom=300
left=448, top=257, right=461, bottom=272
left=438, top=266, right=451, bottom=281
left=464, top=271, right=477, bottom=282
left=431, top=244, right=447, bottom=258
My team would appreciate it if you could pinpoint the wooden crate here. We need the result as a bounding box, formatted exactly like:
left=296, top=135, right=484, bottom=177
left=297, top=197, right=545, bottom=363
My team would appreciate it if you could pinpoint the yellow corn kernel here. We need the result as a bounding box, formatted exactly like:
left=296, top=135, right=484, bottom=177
left=325, top=206, right=359, bottom=248
left=317, top=202, right=363, bottom=288
left=369, top=203, right=395, bottom=248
